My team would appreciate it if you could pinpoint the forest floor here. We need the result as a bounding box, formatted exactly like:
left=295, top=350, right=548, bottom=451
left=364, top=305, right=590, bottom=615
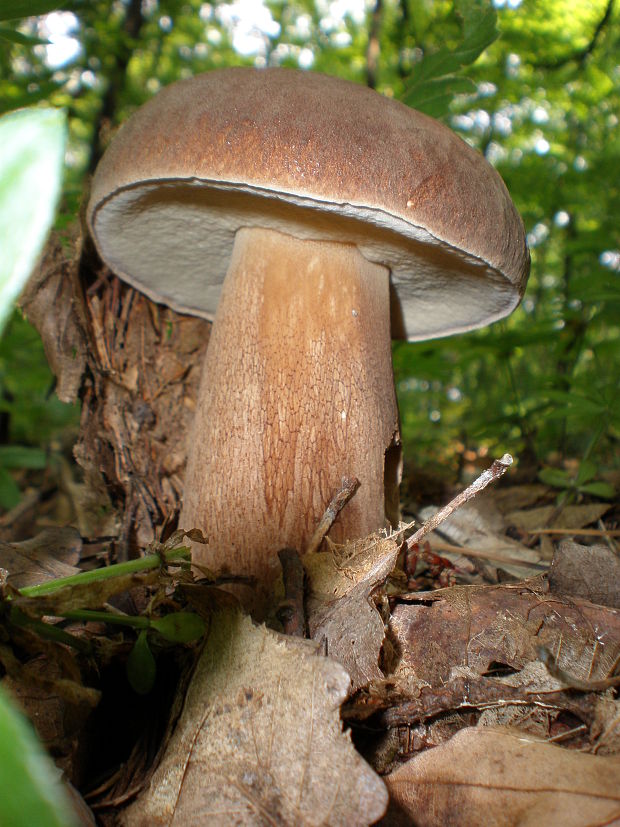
left=1, top=445, right=619, bottom=826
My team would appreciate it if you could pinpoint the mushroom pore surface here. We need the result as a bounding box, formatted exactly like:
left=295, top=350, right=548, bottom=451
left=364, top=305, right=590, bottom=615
left=180, top=227, right=400, bottom=610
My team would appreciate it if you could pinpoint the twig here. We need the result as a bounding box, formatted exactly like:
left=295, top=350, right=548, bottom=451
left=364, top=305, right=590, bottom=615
left=366, top=0, right=383, bottom=89
left=545, top=724, right=587, bottom=744
left=276, top=548, right=306, bottom=637
left=426, top=539, right=547, bottom=571
left=598, top=518, right=619, bottom=554
left=533, top=0, right=614, bottom=69
left=0, top=485, right=56, bottom=529
left=537, top=645, right=620, bottom=693
left=305, top=477, right=360, bottom=555
left=406, top=454, right=513, bottom=552
left=525, top=527, right=620, bottom=537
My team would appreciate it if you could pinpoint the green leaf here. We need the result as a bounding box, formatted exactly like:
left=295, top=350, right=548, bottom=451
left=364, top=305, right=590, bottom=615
left=0, top=24, right=47, bottom=43
left=457, top=0, right=499, bottom=53
left=126, top=631, right=157, bottom=696
left=575, top=459, right=597, bottom=485
left=543, top=390, right=608, bottom=419
left=0, top=80, right=62, bottom=115
left=539, top=467, right=571, bottom=489
left=578, top=481, right=615, bottom=500
left=403, top=0, right=498, bottom=116
left=0, top=107, right=66, bottom=334
left=0, top=444, right=47, bottom=469
left=0, top=465, right=21, bottom=510
left=0, top=686, right=78, bottom=827
left=0, top=1, right=65, bottom=20
left=404, top=76, right=475, bottom=118
left=151, top=612, right=206, bottom=644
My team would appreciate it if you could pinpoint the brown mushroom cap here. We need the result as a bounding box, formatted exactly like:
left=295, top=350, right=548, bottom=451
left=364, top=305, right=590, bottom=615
left=87, top=67, right=529, bottom=341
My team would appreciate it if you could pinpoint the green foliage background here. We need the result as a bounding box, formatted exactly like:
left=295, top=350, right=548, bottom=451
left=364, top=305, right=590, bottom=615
left=1, top=0, right=618, bottom=493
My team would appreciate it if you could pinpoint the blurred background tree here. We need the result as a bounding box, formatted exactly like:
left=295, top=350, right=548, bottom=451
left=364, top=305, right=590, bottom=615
left=0, top=0, right=618, bottom=508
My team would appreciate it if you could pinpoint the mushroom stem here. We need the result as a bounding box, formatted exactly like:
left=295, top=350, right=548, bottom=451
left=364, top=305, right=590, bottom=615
left=181, top=226, right=401, bottom=610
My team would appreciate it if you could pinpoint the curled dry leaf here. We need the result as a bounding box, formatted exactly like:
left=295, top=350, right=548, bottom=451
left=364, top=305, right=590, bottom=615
left=19, top=233, right=88, bottom=404
left=304, top=531, right=401, bottom=691
left=383, top=726, right=620, bottom=827
left=122, top=610, right=387, bottom=827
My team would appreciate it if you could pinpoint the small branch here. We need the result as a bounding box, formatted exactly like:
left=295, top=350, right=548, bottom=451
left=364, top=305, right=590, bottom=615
left=533, top=0, right=614, bottom=69
left=88, top=0, right=145, bottom=172
left=276, top=548, right=306, bottom=637
left=366, top=0, right=383, bottom=89
left=406, top=454, right=513, bottom=552
left=537, top=645, right=620, bottom=692
left=524, top=528, right=620, bottom=537
left=305, top=477, right=360, bottom=556
left=426, top=539, right=547, bottom=571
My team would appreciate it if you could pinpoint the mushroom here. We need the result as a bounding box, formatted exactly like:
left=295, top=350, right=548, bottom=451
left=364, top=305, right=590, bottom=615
left=87, top=68, right=529, bottom=610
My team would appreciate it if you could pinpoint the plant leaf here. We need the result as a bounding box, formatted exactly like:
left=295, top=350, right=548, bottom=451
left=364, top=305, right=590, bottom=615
left=123, top=610, right=388, bottom=826
left=575, top=459, right=597, bottom=485
left=0, top=24, right=47, bottom=43
left=578, top=481, right=615, bottom=500
left=544, top=390, right=608, bottom=419
left=0, top=444, right=47, bottom=469
left=0, top=465, right=21, bottom=510
left=0, top=107, right=66, bottom=334
left=404, top=76, right=475, bottom=119
left=0, top=685, right=78, bottom=827
left=150, top=612, right=206, bottom=643
left=403, top=0, right=498, bottom=116
left=539, top=467, right=571, bottom=489
left=0, top=1, right=66, bottom=20
left=126, top=631, right=157, bottom=696
left=385, top=727, right=620, bottom=826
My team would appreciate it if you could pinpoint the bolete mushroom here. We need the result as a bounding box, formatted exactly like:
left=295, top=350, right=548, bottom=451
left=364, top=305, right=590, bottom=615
left=87, top=68, right=529, bottom=609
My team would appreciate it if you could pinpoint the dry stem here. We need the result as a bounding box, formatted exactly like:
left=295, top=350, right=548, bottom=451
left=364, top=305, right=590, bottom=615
left=405, top=454, right=513, bottom=552
left=305, top=477, right=360, bottom=556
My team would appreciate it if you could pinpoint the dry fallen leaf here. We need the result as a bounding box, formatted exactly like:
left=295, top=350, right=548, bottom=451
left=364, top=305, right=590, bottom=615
left=122, top=609, right=387, bottom=826
left=506, top=502, right=610, bottom=534
left=387, top=578, right=620, bottom=692
left=491, top=484, right=548, bottom=514
left=591, top=694, right=620, bottom=755
left=549, top=540, right=620, bottom=608
left=352, top=577, right=620, bottom=753
left=0, top=527, right=82, bottom=588
left=2, top=655, right=94, bottom=781
left=304, top=531, right=401, bottom=691
left=383, top=726, right=620, bottom=827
